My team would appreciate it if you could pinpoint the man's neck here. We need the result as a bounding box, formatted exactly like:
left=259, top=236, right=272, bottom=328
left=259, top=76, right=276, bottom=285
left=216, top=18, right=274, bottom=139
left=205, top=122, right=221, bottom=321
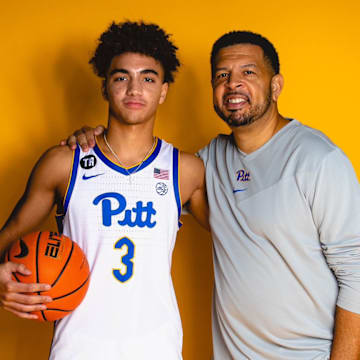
left=232, top=108, right=289, bottom=154
left=99, top=117, right=156, bottom=167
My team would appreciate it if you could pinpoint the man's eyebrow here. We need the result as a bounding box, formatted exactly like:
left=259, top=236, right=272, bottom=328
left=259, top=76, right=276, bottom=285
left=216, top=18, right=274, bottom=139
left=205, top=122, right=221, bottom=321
left=141, top=69, right=159, bottom=76
left=240, top=63, right=257, bottom=68
left=215, top=63, right=258, bottom=72
left=109, top=68, right=159, bottom=76
left=109, top=68, right=128, bottom=76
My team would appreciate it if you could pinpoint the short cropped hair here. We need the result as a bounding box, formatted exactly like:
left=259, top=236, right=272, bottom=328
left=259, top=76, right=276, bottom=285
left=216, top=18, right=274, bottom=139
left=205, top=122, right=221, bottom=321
left=89, top=21, right=180, bottom=96
left=211, top=31, right=280, bottom=77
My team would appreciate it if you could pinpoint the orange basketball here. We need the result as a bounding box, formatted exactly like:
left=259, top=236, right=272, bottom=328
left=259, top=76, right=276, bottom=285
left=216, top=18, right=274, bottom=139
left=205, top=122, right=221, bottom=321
left=6, top=231, right=90, bottom=321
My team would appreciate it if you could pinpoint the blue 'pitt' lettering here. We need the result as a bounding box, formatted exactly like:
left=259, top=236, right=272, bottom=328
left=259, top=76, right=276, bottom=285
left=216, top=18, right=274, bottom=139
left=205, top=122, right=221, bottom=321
left=236, top=169, right=251, bottom=182
left=93, top=192, right=156, bottom=228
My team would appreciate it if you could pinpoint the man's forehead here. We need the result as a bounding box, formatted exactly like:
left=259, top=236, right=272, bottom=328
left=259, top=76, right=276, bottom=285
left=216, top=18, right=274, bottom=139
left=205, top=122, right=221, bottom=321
left=215, top=43, right=265, bottom=66
left=109, top=52, right=163, bottom=73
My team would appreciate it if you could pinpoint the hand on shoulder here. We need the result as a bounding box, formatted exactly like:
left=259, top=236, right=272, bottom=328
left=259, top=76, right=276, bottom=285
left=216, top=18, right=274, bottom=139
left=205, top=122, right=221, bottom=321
left=59, top=125, right=105, bottom=152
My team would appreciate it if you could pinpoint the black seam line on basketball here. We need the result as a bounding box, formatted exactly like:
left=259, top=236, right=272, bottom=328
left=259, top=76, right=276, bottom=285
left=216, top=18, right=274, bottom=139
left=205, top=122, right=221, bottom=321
left=45, top=308, right=73, bottom=312
left=9, top=244, right=20, bottom=283
left=36, top=231, right=42, bottom=294
left=52, top=276, right=90, bottom=301
left=12, top=272, right=20, bottom=282
left=41, top=309, right=47, bottom=321
left=51, top=241, right=74, bottom=288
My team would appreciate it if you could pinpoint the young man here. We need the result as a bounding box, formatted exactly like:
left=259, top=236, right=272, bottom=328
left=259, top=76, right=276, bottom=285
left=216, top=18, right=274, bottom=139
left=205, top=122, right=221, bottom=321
left=68, top=31, right=360, bottom=359
left=0, top=21, right=207, bottom=359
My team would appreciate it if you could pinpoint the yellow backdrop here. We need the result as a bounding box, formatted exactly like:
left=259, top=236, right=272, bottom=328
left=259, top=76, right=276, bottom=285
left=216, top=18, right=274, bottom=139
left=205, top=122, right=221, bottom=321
left=1, top=0, right=359, bottom=359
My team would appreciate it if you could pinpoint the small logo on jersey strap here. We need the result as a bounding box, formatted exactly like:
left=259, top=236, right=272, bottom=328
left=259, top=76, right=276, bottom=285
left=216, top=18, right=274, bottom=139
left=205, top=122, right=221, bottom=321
left=82, top=173, right=104, bottom=180
left=80, top=155, right=97, bottom=169
left=154, top=168, right=169, bottom=180
left=14, top=238, right=29, bottom=258
left=236, top=169, right=251, bottom=182
left=156, top=182, right=168, bottom=195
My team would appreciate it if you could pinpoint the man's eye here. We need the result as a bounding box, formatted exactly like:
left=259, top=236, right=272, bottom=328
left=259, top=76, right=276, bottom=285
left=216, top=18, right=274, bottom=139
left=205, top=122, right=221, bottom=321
left=144, top=77, right=155, bottom=82
left=244, top=70, right=255, bottom=75
left=114, top=76, right=127, bottom=81
left=217, top=73, right=228, bottom=79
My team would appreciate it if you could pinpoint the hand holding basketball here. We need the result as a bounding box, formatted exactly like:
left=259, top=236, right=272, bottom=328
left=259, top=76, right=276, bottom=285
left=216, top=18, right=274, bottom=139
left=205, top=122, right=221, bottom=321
left=0, top=261, right=52, bottom=320
left=3, top=231, right=90, bottom=321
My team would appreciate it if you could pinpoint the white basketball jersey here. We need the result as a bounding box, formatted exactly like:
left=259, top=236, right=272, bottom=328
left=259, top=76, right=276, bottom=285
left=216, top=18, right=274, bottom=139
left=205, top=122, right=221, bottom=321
left=50, top=138, right=183, bottom=360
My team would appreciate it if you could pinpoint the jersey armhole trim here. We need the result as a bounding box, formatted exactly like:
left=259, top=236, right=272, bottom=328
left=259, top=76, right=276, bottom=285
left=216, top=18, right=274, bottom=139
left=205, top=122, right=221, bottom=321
left=63, top=146, right=80, bottom=216
left=172, top=147, right=182, bottom=228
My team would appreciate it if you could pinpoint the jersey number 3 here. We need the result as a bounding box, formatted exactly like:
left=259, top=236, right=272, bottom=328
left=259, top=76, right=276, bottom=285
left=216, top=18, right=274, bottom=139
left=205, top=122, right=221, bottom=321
left=113, top=237, right=135, bottom=282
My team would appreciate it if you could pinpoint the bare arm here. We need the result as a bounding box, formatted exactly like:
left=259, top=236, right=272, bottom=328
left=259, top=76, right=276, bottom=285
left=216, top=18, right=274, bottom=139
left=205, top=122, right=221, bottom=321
left=330, top=306, right=360, bottom=359
left=179, top=152, right=209, bottom=230
left=0, top=146, right=72, bottom=319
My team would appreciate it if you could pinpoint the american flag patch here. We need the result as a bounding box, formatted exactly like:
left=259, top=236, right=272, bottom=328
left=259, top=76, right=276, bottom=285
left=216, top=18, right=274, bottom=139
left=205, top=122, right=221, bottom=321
left=154, top=168, right=169, bottom=180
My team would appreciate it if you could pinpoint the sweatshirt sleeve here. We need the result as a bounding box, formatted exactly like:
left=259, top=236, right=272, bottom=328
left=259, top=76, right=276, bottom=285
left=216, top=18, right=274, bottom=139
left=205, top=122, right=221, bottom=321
left=310, top=148, right=360, bottom=313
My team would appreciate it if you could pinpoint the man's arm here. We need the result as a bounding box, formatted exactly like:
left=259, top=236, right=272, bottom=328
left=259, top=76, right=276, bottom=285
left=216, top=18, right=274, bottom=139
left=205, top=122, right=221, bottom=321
left=0, top=146, right=72, bottom=319
left=330, top=306, right=360, bottom=359
left=309, top=149, right=360, bottom=359
left=179, top=152, right=209, bottom=230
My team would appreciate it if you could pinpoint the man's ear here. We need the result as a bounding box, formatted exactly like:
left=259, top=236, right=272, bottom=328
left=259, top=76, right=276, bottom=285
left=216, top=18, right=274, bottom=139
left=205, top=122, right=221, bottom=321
left=271, top=74, right=284, bottom=102
left=159, top=82, right=169, bottom=104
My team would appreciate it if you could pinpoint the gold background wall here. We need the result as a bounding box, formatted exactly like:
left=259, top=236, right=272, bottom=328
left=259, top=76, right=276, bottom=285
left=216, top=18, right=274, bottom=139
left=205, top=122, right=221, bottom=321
left=1, top=0, right=359, bottom=358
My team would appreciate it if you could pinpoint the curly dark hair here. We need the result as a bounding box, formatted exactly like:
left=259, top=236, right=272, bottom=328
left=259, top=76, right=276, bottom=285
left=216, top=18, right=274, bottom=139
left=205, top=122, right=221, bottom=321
left=89, top=21, right=180, bottom=97
left=211, top=31, right=280, bottom=78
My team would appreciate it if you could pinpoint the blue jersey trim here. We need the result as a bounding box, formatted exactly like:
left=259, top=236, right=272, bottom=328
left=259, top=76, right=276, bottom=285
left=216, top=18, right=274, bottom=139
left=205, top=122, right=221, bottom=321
left=63, top=146, right=80, bottom=216
left=172, top=148, right=182, bottom=228
left=94, top=138, right=162, bottom=175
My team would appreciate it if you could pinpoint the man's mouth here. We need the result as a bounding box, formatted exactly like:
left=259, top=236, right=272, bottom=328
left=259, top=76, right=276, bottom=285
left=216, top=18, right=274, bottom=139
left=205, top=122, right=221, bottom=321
left=227, top=98, right=247, bottom=104
left=123, top=99, right=146, bottom=109
left=224, top=94, right=250, bottom=110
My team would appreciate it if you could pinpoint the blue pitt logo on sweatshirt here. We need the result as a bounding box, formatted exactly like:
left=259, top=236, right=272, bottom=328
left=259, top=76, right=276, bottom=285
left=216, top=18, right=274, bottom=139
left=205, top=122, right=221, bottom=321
left=236, top=169, right=251, bottom=182
left=233, top=169, right=251, bottom=193
left=93, top=192, right=156, bottom=228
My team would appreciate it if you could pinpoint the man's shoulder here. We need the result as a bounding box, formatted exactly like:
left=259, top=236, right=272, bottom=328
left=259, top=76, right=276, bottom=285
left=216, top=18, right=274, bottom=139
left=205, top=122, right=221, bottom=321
left=288, top=120, right=342, bottom=164
left=179, top=151, right=204, bottom=173
left=35, top=145, right=76, bottom=179
left=196, top=134, right=231, bottom=161
left=291, top=121, right=337, bottom=152
left=37, top=145, right=74, bottom=170
left=41, top=144, right=75, bottom=162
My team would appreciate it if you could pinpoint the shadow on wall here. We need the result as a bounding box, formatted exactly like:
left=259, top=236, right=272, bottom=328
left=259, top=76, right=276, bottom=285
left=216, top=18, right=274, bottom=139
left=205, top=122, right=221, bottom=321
left=172, top=215, right=213, bottom=358
left=0, top=311, right=53, bottom=360
left=0, top=40, right=105, bottom=360
left=55, top=43, right=106, bottom=132
left=36, top=41, right=106, bottom=140
left=0, top=40, right=104, bottom=222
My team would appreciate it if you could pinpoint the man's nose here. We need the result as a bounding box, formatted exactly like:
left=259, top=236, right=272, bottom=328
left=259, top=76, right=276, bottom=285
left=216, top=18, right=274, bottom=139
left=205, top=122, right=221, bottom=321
left=126, top=78, right=142, bottom=96
left=226, top=72, right=244, bottom=90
